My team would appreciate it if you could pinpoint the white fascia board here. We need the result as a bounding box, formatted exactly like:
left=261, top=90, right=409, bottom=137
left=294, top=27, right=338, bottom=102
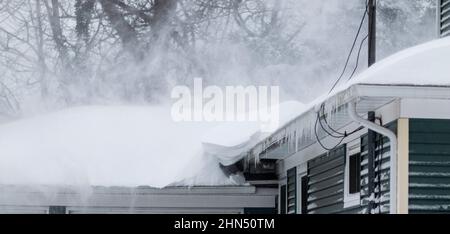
left=351, top=84, right=450, bottom=100
left=0, top=186, right=276, bottom=208
left=400, top=98, right=450, bottom=120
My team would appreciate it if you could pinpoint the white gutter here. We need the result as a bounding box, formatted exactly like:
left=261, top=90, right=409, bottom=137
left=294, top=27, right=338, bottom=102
left=348, top=100, right=398, bottom=214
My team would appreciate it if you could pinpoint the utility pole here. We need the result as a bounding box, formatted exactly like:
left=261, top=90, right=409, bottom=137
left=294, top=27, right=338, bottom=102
left=368, top=0, right=376, bottom=66
left=367, top=0, right=377, bottom=214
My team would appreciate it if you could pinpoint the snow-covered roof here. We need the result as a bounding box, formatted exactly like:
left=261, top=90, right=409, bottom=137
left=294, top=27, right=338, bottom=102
left=0, top=106, right=233, bottom=188
left=350, top=37, right=450, bottom=87
left=312, top=36, right=450, bottom=111
left=201, top=101, right=306, bottom=166
left=304, top=36, right=450, bottom=120
left=1, top=38, right=448, bottom=188
left=251, top=37, right=450, bottom=159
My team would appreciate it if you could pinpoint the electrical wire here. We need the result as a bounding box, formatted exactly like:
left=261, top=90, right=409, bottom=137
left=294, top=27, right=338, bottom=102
left=315, top=1, right=369, bottom=151
left=328, top=2, right=369, bottom=94
left=317, top=105, right=346, bottom=139
left=347, top=34, right=368, bottom=82
left=314, top=110, right=345, bottom=151
left=317, top=103, right=364, bottom=139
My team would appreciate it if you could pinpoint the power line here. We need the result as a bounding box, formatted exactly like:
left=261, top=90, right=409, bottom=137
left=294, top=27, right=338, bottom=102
left=328, top=2, right=368, bottom=94
left=315, top=1, right=371, bottom=151
left=347, top=34, right=368, bottom=82
left=317, top=105, right=345, bottom=139
left=314, top=110, right=345, bottom=151
left=314, top=103, right=364, bottom=151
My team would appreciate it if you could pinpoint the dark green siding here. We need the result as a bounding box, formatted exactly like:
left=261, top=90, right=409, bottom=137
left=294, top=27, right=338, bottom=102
left=306, top=146, right=346, bottom=214
left=440, top=0, right=450, bottom=37
left=341, top=122, right=395, bottom=214
left=287, top=167, right=297, bottom=214
left=358, top=126, right=393, bottom=214
left=280, top=185, right=286, bottom=214
left=48, top=206, right=66, bottom=214
left=304, top=136, right=392, bottom=214
left=302, top=122, right=396, bottom=214
left=409, top=119, right=450, bottom=214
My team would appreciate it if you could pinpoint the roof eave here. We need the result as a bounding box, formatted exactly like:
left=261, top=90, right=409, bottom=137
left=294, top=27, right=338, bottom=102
left=350, top=84, right=450, bottom=101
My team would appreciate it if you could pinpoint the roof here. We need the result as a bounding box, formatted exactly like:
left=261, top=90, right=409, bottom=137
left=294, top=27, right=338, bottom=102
left=307, top=36, right=450, bottom=125
left=0, top=185, right=277, bottom=214
left=252, top=37, right=450, bottom=159
left=350, top=37, right=450, bottom=87
left=0, top=106, right=233, bottom=188
left=313, top=36, right=450, bottom=115
left=201, top=101, right=306, bottom=166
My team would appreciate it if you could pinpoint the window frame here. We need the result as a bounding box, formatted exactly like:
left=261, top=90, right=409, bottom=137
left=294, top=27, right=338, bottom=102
left=344, top=142, right=361, bottom=208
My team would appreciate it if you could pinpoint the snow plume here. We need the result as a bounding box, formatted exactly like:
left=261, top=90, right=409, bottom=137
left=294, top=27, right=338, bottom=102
left=0, top=0, right=438, bottom=116
left=0, top=1, right=439, bottom=190
left=0, top=105, right=232, bottom=188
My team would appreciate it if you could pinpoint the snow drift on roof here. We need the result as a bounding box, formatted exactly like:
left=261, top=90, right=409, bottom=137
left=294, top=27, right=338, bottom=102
left=201, top=101, right=306, bottom=166
left=0, top=106, right=232, bottom=188
left=286, top=37, right=450, bottom=126
left=349, top=37, right=450, bottom=87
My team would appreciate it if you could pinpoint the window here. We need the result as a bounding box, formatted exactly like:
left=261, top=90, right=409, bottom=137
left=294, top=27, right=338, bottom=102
left=280, top=185, right=287, bottom=214
left=300, top=176, right=308, bottom=214
left=344, top=141, right=361, bottom=208
left=349, top=153, right=361, bottom=194
left=48, top=206, right=66, bottom=214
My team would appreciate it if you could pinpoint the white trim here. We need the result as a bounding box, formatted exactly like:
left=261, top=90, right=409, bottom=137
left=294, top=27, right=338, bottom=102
left=351, top=84, right=450, bottom=101
left=400, top=98, right=450, bottom=120
left=397, top=118, right=409, bottom=214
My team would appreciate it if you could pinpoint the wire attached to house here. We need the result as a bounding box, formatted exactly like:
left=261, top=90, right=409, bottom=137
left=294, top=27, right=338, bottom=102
left=317, top=105, right=346, bottom=139
left=315, top=1, right=370, bottom=151
left=314, top=103, right=364, bottom=151
left=314, top=110, right=346, bottom=151
left=319, top=103, right=364, bottom=137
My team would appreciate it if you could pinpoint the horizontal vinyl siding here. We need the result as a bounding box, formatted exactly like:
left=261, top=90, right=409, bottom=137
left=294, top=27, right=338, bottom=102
left=358, top=131, right=392, bottom=214
left=338, top=122, right=395, bottom=214
left=306, top=146, right=346, bottom=214
left=441, top=0, right=450, bottom=37
left=302, top=122, right=395, bottom=214
left=409, top=119, right=450, bottom=214
left=287, top=168, right=297, bottom=214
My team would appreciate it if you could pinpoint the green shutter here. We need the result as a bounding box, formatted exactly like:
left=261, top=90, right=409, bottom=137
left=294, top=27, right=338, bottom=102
left=305, top=145, right=346, bottom=214
left=287, top=167, right=297, bottom=214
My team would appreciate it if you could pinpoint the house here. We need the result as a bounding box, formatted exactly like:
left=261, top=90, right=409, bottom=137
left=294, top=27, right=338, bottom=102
left=211, top=0, right=450, bottom=215
left=1, top=0, right=448, bottom=215
left=0, top=107, right=278, bottom=214
left=234, top=32, right=450, bottom=214
left=0, top=185, right=276, bottom=214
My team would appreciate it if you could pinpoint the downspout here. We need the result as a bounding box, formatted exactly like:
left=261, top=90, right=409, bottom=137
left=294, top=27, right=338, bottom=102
left=348, top=100, right=398, bottom=214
